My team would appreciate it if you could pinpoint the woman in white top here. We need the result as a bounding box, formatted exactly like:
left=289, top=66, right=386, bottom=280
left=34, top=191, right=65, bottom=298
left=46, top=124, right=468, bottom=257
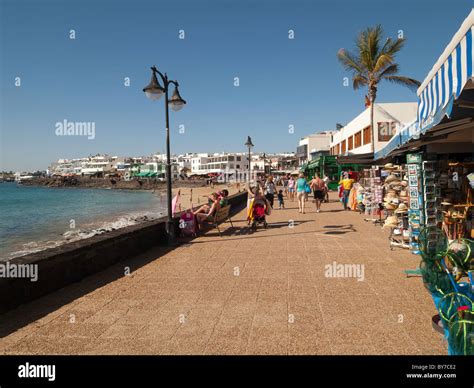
left=288, top=176, right=296, bottom=201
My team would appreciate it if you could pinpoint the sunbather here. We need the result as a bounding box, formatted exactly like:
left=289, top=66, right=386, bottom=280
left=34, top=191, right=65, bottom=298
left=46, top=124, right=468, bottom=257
left=194, top=192, right=221, bottom=224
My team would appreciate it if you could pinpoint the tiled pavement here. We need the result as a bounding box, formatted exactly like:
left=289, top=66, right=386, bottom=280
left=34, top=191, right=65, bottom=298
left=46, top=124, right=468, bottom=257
left=0, top=193, right=446, bottom=355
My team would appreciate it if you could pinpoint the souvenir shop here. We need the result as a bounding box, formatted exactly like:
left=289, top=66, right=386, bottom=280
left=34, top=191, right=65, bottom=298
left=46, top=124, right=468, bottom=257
left=358, top=9, right=474, bottom=355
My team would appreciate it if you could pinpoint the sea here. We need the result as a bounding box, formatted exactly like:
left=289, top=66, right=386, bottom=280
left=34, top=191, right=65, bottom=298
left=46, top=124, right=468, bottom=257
left=0, top=182, right=166, bottom=260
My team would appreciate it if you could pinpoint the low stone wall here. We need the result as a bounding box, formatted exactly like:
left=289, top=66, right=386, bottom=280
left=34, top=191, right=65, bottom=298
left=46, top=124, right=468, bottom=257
left=0, top=192, right=247, bottom=314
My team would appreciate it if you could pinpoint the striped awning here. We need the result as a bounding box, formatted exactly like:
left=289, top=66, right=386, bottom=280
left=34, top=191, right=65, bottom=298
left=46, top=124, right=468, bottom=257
left=417, top=9, right=474, bottom=131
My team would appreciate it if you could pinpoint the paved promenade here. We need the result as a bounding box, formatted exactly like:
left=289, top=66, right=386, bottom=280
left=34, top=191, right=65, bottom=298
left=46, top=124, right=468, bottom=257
left=0, top=193, right=446, bottom=355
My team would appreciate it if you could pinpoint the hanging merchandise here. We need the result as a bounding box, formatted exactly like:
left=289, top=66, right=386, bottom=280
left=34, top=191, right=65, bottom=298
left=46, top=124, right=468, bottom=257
left=381, top=165, right=410, bottom=249
left=361, top=166, right=384, bottom=224
left=407, top=153, right=423, bottom=254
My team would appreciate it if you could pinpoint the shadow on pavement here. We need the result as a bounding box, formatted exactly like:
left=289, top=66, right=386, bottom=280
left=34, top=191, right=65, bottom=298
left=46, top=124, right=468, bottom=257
left=0, top=245, right=177, bottom=338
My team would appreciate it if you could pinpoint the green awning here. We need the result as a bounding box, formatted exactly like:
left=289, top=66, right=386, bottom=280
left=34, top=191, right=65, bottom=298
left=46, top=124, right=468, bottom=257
left=307, top=159, right=320, bottom=169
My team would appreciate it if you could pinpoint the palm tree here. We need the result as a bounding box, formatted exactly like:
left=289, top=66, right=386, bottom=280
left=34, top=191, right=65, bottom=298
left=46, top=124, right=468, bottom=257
left=337, top=25, right=420, bottom=153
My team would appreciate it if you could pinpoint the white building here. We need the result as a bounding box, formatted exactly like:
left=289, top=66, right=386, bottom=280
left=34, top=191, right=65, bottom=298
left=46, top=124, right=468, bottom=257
left=191, top=152, right=249, bottom=178
left=80, top=155, right=115, bottom=176
left=296, top=132, right=333, bottom=166
left=330, top=102, right=417, bottom=156
left=176, top=153, right=193, bottom=174
left=47, top=158, right=87, bottom=176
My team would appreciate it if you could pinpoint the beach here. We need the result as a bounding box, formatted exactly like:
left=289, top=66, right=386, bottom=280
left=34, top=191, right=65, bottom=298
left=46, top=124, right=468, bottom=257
left=0, top=182, right=242, bottom=260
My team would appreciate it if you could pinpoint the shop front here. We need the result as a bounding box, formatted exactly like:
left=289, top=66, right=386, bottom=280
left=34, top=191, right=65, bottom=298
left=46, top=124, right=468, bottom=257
left=371, top=9, right=474, bottom=355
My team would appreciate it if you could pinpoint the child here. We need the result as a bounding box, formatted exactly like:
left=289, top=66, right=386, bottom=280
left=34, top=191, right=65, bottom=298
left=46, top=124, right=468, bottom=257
left=277, top=189, right=285, bottom=209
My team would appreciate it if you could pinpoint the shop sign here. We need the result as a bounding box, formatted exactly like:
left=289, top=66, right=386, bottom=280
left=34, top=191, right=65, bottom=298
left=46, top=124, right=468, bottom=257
left=406, top=153, right=422, bottom=164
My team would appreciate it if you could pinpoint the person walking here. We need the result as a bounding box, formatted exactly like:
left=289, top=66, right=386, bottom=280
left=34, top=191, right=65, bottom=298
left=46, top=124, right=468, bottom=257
left=283, top=176, right=288, bottom=195
left=296, top=173, right=308, bottom=214
left=339, top=174, right=355, bottom=210
left=277, top=189, right=285, bottom=209
left=288, top=175, right=296, bottom=201
left=264, top=175, right=277, bottom=208
left=310, top=174, right=326, bottom=213
left=322, top=174, right=330, bottom=203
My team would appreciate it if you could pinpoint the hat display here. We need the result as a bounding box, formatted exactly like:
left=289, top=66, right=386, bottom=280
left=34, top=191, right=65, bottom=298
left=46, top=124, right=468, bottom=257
left=395, top=203, right=408, bottom=213
left=390, top=185, right=403, bottom=191
left=385, top=174, right=399, bottom=184
left=384, top=203, right=397, bottom=210
left=383, top=215, right=399, bottom=228
left=383, top=163, right=396, bottom=170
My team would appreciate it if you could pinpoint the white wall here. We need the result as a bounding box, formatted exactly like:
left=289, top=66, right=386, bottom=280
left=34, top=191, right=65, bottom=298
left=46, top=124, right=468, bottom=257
left=330, top=102, right=417, bottom=154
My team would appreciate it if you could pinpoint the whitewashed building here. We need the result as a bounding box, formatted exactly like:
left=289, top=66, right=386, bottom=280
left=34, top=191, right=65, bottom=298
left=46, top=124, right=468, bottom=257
left=296, top=132, right=333, bottom=166
left=191, top=152, right=249, bottom=177
left=330, top=102, right=417, bottom=156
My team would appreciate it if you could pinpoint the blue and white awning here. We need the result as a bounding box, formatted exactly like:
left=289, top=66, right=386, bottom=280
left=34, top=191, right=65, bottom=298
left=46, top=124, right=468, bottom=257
left=417, top=9, right=474, bottom=131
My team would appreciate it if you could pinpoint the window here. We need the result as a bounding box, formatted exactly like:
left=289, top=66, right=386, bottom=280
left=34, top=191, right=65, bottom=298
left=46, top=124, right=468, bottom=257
left=363, top=126, right=372, bottom=145
left=348, top=136, right=353, bottom=150
left=341, top=140, right=346, bottom=154
left=354, top=131, right=362, bottom=148
left=228, top=156, right=234, bottom=161
left=237, top=156, right=241, bottom=161
left=236, top=164, right=240, bottom=169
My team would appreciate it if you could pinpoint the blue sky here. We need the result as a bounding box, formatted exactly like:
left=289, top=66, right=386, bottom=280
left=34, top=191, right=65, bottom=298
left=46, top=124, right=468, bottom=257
left=1, top=0, right=472, bottom=171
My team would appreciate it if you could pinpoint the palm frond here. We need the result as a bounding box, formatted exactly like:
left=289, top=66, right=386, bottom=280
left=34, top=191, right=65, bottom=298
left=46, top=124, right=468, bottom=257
left=337, top=48, right=365, bottom=74
left=376, top=63, right=399, bottom=80
left=385, top=38, right=406, bottom=56
left=373, top=53, right=394, bottom=74
left=353, top=75, right=368, bottom=90
left=383, top=75, right=421, bottom=90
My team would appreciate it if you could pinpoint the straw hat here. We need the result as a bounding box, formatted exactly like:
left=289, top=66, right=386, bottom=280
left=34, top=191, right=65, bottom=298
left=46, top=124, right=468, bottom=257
left=395, top=203, right=408, bottom=213
left=384, top=192, right=398, bottom=200
left=385, top=174, right=399, bottom=184
left=383, top=163, right=396, bottom=170
left=383, top=215, right=399, bottom=228
left=384, top=202, right=397, bottom=210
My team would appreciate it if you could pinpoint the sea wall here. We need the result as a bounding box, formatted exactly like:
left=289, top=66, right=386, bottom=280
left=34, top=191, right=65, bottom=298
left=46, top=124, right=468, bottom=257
left=0, top=192, right=247, bottom=314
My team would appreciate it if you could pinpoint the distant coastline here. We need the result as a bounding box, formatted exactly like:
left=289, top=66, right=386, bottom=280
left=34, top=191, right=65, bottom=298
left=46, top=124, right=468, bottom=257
left=18, top=176, right=208, bottom=191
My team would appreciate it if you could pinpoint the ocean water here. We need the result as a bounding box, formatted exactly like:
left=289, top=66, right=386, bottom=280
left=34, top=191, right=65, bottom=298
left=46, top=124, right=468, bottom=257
left=0, top=183, right=166, bottom=260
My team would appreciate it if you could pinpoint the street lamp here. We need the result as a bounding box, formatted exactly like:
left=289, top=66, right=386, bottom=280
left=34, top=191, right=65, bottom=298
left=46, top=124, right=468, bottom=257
left=244, top=136, right=254, bottom=181
left=143, top=65, right=186, bottom=241
left=263, top=152, right=267, bottom=175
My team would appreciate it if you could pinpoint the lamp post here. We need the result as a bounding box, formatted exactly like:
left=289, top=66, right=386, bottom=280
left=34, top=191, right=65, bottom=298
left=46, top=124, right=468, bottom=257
left=143, top=65, right=186, bottom=242
left=244, top=136, right=254, bottom=182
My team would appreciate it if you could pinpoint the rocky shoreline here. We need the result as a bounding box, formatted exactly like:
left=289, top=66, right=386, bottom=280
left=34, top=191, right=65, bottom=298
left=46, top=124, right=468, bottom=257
left=19, top=176, right=208, bottom=191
